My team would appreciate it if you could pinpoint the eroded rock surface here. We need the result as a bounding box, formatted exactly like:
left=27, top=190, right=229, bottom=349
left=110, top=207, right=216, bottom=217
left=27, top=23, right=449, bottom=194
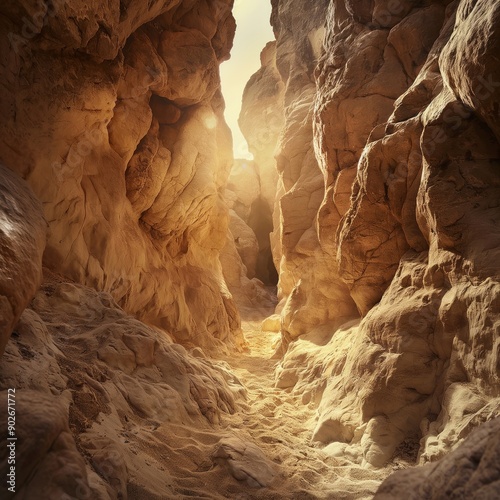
left=0, top=165, right=46, bottom=356
left=374, top=417, right=500, bottom=499
left=222, top=158, right=278, bottom=314
left=239, top=41, right=285, bottom=286
left=0, top=273, right=243, bottom=498
left=212, top=436, right=277, bottom=488
left=254, top=0, right=500, bottom=470
left=0, top=0, right=239, bottom=350
left=0, top=0, right=499, bottom=496
left=225, top=160, right=261, bottom=279
left=225, top=158, right=278, bottom=287
left=242, top=0, right=359, bottom=345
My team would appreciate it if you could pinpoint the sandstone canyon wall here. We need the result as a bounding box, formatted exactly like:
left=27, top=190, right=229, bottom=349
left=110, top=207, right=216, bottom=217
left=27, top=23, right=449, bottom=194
left=0, top=2, right=258, bottom=497
left=221, top=42, right=286, bottom=315
left=0, top=0, right=499, bottom=497
left=243, top=0, right=500, bottom=468
left=241, top=0, right=361, bottom=346
left=0, top=0, right=241, bottom=351
left=239, top=42, right=284, bottom=287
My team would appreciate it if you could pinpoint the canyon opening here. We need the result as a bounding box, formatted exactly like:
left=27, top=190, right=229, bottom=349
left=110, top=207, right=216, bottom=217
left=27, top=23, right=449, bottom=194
left=0, top=1, right=499, bottom=500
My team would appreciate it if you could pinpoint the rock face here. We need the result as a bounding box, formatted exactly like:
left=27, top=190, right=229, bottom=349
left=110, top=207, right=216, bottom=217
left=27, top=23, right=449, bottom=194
left=248, top=0, right=500, bottom=469
left=0, top=165, right=46, bottom=356
left=0, top=274, right=242, bottom=498
left=0, top=0, right=499, bottom=495
left=238, top=43, right=284, bottom=287
left=374, top=417, right=500, bottom=499
left=0, top=0, right=239, bottom=350
left=212, top=436, right=277, bottom=488
left=241, top=1, right=354, bottom=344
left=220, top=159, right=277, bottom=315
left=239, top=42, right=284, bottom=216
left=225, top=160, right=261, bottom=279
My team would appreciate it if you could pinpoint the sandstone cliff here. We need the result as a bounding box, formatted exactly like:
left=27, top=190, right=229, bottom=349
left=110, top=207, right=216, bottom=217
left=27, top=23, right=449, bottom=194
left=239, top=41, right=284, bottom=285
left=241, top=1, right=360, bottom=347
left=242, top=0, right=500, bottom=470
left=220, top=159, right=277, bottom=316
left=0, top=2, right=255, bottom=496
left=0, top=0, right=240, bottom=351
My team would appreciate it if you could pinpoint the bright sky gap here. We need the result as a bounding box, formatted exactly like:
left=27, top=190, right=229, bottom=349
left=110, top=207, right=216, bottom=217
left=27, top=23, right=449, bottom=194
left=220, top=0, right=275, bottom=161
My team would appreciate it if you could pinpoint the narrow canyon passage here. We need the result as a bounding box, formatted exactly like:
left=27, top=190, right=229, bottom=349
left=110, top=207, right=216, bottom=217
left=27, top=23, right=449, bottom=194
left=1, top=0, right=500, bottom=499
left=214, top=313, right=387, bottom=499
left=123, top=305, right=392, bottom=499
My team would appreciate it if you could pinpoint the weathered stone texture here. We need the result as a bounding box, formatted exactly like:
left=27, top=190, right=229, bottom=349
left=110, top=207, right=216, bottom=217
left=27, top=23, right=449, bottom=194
left=0, top=0, right=239, bottom=350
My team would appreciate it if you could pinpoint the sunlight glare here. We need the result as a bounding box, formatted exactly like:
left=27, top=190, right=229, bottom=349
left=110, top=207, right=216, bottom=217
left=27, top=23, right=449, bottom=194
left=203, top=113, right=218, bottom=130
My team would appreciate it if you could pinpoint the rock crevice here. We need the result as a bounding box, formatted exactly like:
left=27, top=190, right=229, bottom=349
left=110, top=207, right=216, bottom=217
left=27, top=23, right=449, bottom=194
left=0, top=0, right=499, bottom=497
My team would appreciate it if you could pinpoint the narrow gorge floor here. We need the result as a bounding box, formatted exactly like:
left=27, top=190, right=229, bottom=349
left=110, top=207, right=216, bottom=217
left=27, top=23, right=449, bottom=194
left=219, top=321, right=386, bottom=499
left=122, top=311, right=390, bottom=500
left=217, top=317, right=386, bottom=499
left=2, top=277, right=411, bottom=499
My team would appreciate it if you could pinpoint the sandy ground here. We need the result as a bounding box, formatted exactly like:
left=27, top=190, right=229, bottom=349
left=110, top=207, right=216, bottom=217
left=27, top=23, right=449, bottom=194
left=0, top=277, right=419, bottom=499
left=114, top=312, right=389, bottom=499
left=212, top=317, right=387, bottom=499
